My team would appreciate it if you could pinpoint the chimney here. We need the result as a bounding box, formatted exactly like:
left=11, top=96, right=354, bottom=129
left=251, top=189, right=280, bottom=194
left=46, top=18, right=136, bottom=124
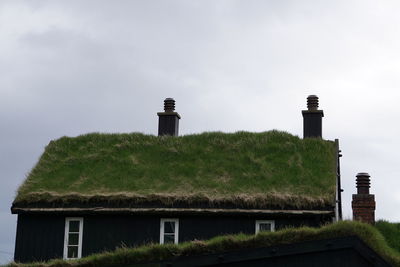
left=352, top=172, right=376, bottom=224
left=302, top=95, right=324, bottom=138
left=157, top=98, right=181, bottom=136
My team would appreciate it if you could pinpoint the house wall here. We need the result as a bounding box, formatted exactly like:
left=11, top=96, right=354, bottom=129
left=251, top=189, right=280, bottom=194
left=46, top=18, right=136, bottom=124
left=14, top=215, right=65, bottom=262
left=14, top=213, right=331, bottom=263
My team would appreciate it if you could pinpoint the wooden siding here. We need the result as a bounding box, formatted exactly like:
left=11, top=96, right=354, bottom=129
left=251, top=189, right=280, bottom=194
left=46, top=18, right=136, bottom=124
left=14, top=213, right=331, bottom=263
left=14, top=215, right=65, bottom=262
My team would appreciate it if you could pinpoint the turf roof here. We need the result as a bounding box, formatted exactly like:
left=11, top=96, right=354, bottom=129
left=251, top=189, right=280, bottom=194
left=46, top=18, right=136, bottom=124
left=14, top=130, right=337, bottom=209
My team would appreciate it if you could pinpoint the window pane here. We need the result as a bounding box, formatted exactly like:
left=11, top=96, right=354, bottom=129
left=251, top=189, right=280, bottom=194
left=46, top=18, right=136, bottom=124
left=67, top=246, right=78, bottom=258
left=69, top=221, right=80, bottom=232
left=68, top=233, right=79, bottom=245
left=164, top=234, right=175, bottom=244
left=259, top=223, right=271, bottom=232
left=164, top=221, right=175, bottom=234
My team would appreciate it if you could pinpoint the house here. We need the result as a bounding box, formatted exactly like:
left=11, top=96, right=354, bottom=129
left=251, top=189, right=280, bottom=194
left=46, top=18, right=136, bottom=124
left=11, top=95, right=343, bottom=263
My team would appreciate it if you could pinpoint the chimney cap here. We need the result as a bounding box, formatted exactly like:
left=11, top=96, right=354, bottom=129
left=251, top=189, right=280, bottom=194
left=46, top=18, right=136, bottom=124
left=164, top=98, right=176, bottom=112
left=356, top=172, right=370, bottom=177
left=356, top=172, right=371, bottom=194
left=307, top=95, right=319, bottom=111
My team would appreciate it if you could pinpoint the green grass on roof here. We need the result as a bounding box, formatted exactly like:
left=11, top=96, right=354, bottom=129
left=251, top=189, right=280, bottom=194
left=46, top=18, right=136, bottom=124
left=6, top=221, right=400, bottom=267
left=15, top=130, right=337, bottom=205
left=376, top=220, right=400, bottom=253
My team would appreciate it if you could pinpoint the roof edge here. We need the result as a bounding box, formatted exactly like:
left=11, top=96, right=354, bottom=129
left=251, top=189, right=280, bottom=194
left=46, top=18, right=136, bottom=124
left=12, top=192, right=335, bottom=214
left=11, top=207, right=335, bottom=216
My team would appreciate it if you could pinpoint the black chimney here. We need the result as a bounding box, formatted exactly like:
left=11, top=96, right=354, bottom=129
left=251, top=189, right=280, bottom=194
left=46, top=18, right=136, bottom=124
left=157, top=98, right=181, bottom=136
left=302, top=95, right=324, bottom=138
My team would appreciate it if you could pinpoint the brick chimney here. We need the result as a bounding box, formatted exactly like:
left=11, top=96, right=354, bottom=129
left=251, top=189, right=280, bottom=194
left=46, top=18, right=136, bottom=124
left=302, top=95, right=324, bottom=138
left=157, top=98, right=181, bottom=136
left=352, top=172, right=375, bottom=224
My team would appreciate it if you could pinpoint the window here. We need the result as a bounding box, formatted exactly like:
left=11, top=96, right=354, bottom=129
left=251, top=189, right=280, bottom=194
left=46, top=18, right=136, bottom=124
left=160, top=218, right=179, bottom=244
left=255, top=220, right=275, bottom=234
left=63, top=217, right=83, bottom=259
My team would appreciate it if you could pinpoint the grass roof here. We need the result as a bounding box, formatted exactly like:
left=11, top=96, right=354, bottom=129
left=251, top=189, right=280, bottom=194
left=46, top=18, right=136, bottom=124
left=14, top=130, right=337, bottom=209
left=376, top=220, right=400, bottom=253
left=6, top=221, right=400, bottom=267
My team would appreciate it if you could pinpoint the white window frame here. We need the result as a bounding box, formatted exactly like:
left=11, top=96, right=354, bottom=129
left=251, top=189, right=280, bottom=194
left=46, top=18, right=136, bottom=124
left=160, top=218, right=179, bottom=244
left=63, top=217, right=84, bottom=259
left=255, top=220, right=275, bottom=234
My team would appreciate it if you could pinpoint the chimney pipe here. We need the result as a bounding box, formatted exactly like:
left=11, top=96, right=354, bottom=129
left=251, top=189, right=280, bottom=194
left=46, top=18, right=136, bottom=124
left=157, top=98, right=181, bottom=136
left=302, top=95, right=324, bottom=138
left=352, top=172, right=376, bottom=224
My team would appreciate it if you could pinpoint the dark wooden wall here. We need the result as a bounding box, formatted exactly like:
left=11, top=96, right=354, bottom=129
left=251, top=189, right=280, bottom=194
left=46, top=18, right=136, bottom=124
left=14, top=215, right=65, bottom=262
left=14, top=213, right=331, bottom=263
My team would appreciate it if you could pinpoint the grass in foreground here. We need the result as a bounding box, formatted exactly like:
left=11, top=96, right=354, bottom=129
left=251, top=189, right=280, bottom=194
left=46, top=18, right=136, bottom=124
left=376, top=220, right=400, bottom=253
left=15, top=131, right=337, bottom=206
left=7, top=221, right=400, bottom=267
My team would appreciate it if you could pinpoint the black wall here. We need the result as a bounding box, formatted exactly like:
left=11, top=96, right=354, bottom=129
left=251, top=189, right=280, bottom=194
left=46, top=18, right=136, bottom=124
left=14, top=213, right=331, bottom=263
left=14, top=215, right=65, bottom=262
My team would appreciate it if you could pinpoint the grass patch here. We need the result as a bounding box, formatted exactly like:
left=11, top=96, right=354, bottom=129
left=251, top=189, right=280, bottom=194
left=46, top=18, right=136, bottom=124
left=376, top=220, right=400, bottom=252
left=15, top=130, right=337, bottom=207
left=7, top=221, right=400, bottom=267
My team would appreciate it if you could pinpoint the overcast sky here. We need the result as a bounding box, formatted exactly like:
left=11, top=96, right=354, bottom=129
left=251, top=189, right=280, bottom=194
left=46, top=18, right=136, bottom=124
left=2, top=0, right=400, bottom=264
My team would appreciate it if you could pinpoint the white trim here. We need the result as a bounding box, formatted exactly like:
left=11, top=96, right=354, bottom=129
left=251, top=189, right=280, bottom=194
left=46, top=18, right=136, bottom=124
left=160, top=218, right=179, bottom=244
left=255, top=220, right=275, bottom=234
left=63, top=217, right=83, bottom=259
left=13, top=207, right=334, bottom=215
